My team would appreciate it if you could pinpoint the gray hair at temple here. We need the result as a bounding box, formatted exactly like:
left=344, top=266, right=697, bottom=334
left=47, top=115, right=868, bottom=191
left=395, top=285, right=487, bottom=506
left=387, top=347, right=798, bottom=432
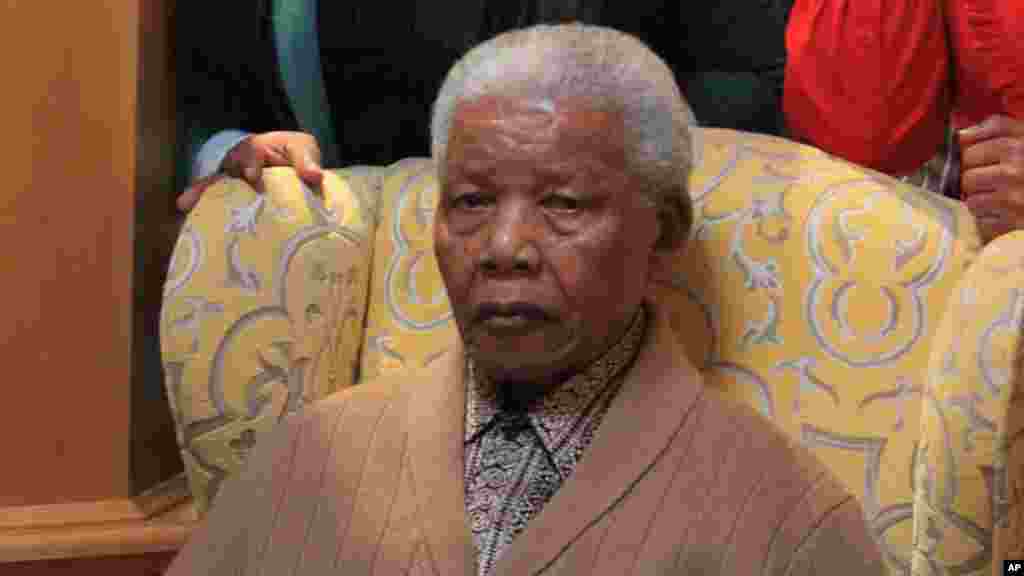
left=430, top=23, right=697, bottom=249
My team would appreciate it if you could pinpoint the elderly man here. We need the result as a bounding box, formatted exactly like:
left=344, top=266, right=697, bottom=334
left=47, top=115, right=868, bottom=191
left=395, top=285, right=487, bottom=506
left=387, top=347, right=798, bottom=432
left=166, top=25, right=885, bottom=576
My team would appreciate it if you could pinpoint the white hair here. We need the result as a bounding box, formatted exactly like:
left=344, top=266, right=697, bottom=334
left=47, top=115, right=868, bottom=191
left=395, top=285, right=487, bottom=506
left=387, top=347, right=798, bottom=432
left=430, top=23, right=696, bottom=246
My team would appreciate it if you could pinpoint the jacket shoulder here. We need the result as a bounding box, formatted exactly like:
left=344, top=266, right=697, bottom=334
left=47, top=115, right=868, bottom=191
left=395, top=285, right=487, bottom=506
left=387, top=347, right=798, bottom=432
left=298, top=358, right=448, bottom=440
left=696, top=391, right=884, bottom=574
left=312, top=371, right=404, bottom=416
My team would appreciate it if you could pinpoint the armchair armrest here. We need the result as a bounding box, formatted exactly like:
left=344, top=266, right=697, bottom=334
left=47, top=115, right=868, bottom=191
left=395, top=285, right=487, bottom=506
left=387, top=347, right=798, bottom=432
left=914, top=231, right=1024, bottom=572
left=159, top=167, right=376, bottom=514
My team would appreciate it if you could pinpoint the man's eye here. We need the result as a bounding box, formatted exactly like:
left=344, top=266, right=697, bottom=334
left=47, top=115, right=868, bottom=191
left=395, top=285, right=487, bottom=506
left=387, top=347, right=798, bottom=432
left=541, top=194, right=581, bottom=212
left=451, top=193, right=493, bottom=210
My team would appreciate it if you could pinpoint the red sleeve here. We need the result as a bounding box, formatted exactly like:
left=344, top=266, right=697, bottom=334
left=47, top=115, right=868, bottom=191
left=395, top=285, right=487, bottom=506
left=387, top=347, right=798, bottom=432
left=783, top=0, right=952, bottom=175
left=952, top=0, right=1024, bottom=125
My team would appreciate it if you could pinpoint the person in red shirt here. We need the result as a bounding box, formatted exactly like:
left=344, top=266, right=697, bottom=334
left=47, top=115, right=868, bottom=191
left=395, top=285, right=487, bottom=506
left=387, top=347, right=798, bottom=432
left=784, top=0, right=1024, bottom=242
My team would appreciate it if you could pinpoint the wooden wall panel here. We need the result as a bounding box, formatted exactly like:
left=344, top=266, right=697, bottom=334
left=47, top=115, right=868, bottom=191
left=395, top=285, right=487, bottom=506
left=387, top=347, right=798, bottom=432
left=0, top=0, right=184, bottom=518
left=0, top=0, right=195, bottom=563
left=0, top=0, right=140, bottom=507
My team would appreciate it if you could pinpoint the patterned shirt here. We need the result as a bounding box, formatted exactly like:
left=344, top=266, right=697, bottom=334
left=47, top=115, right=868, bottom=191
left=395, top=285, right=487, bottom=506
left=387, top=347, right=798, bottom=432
left=463, top=307, right=647, bottom=576
left=900, top=124, right=960, bottom=199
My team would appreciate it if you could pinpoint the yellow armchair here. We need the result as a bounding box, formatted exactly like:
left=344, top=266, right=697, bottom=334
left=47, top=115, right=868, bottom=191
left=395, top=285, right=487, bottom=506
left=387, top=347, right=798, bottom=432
left=160, top=128, right=1021, bottom=574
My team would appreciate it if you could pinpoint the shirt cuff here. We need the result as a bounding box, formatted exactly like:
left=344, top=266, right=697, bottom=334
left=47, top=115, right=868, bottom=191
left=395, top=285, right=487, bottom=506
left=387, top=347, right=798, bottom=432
left=191, top=130, right=251, bottom=181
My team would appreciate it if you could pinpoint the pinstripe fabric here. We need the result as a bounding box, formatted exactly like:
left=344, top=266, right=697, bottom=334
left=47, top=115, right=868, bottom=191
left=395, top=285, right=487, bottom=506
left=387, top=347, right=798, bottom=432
left=166, top=299, right=886, bottom=575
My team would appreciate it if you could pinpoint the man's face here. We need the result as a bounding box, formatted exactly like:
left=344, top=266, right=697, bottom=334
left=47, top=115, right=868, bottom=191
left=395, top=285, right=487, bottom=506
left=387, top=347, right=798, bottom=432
left=435, top=95, right=661, bottom=388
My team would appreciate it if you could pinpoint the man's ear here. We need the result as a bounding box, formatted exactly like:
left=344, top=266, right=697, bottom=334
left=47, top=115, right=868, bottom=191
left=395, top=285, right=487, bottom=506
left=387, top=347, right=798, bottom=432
left=652, top=196, right=691, bottom=252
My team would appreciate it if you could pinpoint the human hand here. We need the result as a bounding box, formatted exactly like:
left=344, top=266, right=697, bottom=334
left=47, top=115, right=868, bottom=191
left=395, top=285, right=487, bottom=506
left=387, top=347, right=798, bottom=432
left=177, top=131, right=324, bottom=212
left=959, top=115, right=1024, bottom=242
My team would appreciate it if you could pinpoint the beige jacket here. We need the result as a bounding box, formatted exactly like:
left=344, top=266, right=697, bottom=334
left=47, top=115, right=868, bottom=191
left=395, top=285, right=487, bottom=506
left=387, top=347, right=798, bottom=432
left=166, top=300, right=886, bottom=575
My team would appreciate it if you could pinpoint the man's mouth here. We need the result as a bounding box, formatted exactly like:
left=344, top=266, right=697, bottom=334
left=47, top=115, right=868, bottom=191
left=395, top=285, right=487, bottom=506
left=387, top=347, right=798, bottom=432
left=474, top=302, right=550, bottom=330
left=482, top=314, right=532, bottom=329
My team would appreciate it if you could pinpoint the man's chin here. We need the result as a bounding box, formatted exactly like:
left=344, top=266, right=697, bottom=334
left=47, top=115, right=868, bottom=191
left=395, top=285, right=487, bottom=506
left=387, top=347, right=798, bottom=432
left=468, top=348, right=579, bottom=391
left=464, top=324, right=578, bottom=381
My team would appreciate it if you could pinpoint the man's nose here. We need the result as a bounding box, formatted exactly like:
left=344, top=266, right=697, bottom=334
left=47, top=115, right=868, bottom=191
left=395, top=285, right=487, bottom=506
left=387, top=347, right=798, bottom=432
left=480, top=202, right=540, bottom=275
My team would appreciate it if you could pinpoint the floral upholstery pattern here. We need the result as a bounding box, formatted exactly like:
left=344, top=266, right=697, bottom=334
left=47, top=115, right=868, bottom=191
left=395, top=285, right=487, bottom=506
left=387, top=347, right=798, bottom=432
left=651, top=129, right=984, bottom=575
left=913, top=231, right=1024, bottom=575
left=358, top=158, right=458, bottom=381
left=160, top=167, right=374, bottom=512
left=160, top=129, right=1021, bottom=573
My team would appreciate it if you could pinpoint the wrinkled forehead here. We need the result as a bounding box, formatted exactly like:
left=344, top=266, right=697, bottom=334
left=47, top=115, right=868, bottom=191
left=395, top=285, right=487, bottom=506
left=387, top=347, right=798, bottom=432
left=444, top=95, right=628, bottom=171
left=451, top=94, right=623, bottom=137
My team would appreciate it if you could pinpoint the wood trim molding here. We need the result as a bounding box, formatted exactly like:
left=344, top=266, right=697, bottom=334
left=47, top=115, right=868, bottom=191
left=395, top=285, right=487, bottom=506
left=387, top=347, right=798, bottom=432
left=0, top=476, right=199, bottom=563
left=3, top=550, right=179, bottom=575
left=0, top=474, right=189, bottom=530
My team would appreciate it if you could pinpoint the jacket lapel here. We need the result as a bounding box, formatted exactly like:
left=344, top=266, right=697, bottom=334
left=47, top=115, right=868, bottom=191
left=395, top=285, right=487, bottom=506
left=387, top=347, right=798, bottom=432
left=494, top=297, right=706, bottom=575
left=402, top=339, right=477, bottom=576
